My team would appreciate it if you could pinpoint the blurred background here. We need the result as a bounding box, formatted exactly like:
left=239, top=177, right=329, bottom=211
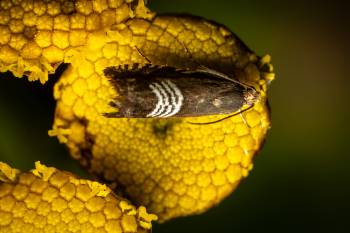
left=0, top=0, right=349, bottom=232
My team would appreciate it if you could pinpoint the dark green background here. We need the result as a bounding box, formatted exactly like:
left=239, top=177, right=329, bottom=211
left=0, top=0, right=349, bottom=232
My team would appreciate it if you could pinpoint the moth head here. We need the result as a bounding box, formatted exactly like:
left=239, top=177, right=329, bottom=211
left=244, top=86, right=260, bottom=106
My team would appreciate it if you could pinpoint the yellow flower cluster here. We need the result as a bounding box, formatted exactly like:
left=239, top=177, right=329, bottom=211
left=0, top=0, right=153, bottom=83
left=0, top=161, right=157, bottom=233
left=0, top=0, right=274, bottom=225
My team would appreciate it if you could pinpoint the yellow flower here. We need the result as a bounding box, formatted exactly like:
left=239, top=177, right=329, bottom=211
left=0, top=0, right=274, bottom=223
left=0, top=161, right=157, bottom=233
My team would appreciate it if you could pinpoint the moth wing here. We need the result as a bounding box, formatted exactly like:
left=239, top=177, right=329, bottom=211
left=104, top=65, right=164, bottom=118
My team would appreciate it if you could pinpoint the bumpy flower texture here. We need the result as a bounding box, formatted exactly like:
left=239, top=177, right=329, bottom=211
left=0, top=0, right=274, bottom=225
left=0, top=161, right=157, bottom=233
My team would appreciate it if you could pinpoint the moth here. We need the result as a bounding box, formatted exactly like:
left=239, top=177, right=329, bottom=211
left=103, top=63, right=259, bottom=122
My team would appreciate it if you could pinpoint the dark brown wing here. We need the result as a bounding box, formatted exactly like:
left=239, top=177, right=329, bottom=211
left=103, top=64, right=250, bottom=118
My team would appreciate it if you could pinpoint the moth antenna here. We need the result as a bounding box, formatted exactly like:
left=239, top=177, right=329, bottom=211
left=195, top=66, right=257, bottom=91
left=177, top=39, right=258, bottom=93
left=178, top=40, right=204, bottom=69
left=135, top=46, right=152, bottom=63
left=240, top=111, right=251, bottom=128
left=179, top=41, right=193, bottom=60
left=187, top=104, right=255, bottom=125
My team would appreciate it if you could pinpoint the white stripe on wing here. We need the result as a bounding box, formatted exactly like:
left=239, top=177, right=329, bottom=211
left=164, top=80, right=184, bottom=117
left=147, top=80, right=184, bottom=118
left=158, top=80, right=175, bottom=117
left=152, top=82, right=169, bottom=117
left=147, top=83, right=163, bottom=117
